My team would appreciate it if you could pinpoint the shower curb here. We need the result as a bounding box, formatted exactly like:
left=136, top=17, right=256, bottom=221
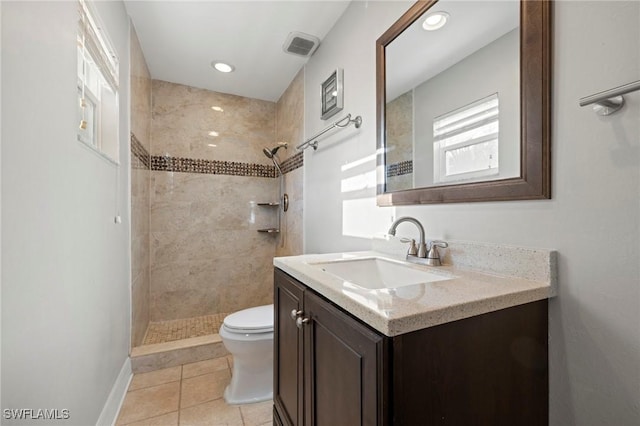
left=130, top=334, right=228, bottom=373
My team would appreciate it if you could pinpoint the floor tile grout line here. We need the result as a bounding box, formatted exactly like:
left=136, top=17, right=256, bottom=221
left=182, top=368, right=230, bottom=381
left=177, top=365, right=183, bottom=426
left=127, top=378, right=182, bottom=394
left=182, top=359, right=231, bottom=381
left=119, top=411, right=179, bottom=426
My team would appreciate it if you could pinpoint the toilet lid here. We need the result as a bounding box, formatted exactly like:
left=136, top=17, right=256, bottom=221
left=223, top=304, right=274, bottom=333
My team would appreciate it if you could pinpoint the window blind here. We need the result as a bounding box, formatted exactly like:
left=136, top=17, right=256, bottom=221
left=433, top=94, right=500, bottom=182
left=78, top=0, right=119, bottom=91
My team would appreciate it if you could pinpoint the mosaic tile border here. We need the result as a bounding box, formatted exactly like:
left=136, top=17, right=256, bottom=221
left=280, top=151, right=304, bottom=174
left=150, top=151, right=304, bottom=178
left=151, top=155, right=276, bottom=177
left=131, top=133, right=150, bottom=169
left=387, top=160, right=413, bottom=178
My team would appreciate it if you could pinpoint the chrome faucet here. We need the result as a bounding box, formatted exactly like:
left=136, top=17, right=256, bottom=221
left=387, top=216, right=448, bottom=266
left=387, top=217, right=428, bottom=259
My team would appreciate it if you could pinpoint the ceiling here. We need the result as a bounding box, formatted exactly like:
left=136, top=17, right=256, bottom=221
left=124, top=1, right=351, bottom=102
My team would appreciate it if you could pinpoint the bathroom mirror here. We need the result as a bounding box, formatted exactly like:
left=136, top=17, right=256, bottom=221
left=376, top=0, right=551, bottom=205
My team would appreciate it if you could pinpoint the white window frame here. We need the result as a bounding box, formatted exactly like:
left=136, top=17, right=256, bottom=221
left=77, top=0, right=120, bottom=164
left=433, top=93, right=500, bottom=184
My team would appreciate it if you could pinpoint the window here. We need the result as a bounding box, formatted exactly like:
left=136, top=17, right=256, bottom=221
left=77, top=0, right=119, bottom=162
left=433, top=94, right=499, bottom=184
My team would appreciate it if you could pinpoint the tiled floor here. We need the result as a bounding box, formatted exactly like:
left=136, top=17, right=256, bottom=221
left=143, top=314, right=228, bottom=345
left=116, top=356, right=272, bottom=426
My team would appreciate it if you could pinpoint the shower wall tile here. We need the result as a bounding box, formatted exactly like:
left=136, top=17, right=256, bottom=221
left=130, top=27, right=152, bottom=347
left=149, top=255, right=274, bottom=321
left=131, top=28, right=152, bottom=152
left=151, top=229, right=277, bottom=269
left=131, top=225, right=150, bottom=279
left=152, top=171, right=224, bottom=203
left=275, top=69, right=304, bottom=160
left=132, top=267, right=150, bottom=348
left=386, top=90, right=413, bottom=165
left=386, top=90, right=414, bottom=192
left=284, top=165, right=304, bottom=200
left=149, top=199, right=278, bottom=321
left=277, top=167, right=304, bottom=257
left=150, top=83, right=278, bottom=321
left=151, top=80, right=276, bottom=166
left=150, top=172, right=279, bottom=233
left=151, top=168, right=277, bottom=203
left=275, top=70, right=305, bottom=257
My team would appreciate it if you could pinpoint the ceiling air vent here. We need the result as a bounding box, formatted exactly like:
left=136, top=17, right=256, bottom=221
left=282, top=32, right=320, bottom=57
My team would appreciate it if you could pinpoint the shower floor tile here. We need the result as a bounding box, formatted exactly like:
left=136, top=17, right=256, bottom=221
left=143, top=313, right=228, bottom=345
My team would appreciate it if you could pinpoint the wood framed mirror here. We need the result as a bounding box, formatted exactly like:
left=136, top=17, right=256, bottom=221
left=376, top=0, right=551, bottom=205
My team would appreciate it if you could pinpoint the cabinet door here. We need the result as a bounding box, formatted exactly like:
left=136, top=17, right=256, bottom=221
left=274, top=270, right=305, bottom=426
left=303, top=291, right=387, bottom=426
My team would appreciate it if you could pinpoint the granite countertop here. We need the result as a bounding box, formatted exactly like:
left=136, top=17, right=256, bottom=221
left=274, top=242, right=556, bottom=337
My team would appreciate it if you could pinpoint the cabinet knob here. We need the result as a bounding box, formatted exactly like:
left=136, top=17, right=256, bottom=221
left=290, top=309, right=303, bottom=320
left=296, top=317, right=310, bottom=329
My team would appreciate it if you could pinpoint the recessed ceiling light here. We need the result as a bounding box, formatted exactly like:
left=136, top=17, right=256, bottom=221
left=211, top=106, right=224, bottom=112
left=208, top=144, right=217, bottom=148
left=422, top=11, right=449, bottom=31
left=208, top=131, right=219, bottom=137
left=211, top=61, right=235, bottom=73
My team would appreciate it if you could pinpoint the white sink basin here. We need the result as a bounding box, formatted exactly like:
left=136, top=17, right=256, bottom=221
left=309, top=257, right=453, bottom=290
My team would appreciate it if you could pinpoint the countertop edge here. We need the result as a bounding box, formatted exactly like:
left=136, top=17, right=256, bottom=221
left=386, top=287, right=551, bottom=336
left=274, top=251, right=553, bottom=337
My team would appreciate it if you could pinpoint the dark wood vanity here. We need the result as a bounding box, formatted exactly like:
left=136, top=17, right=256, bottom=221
left=273, top=268, right=548, bottom=426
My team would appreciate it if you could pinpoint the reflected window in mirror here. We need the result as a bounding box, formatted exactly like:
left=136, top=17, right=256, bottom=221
left=433, top=93, right=500, bottom=184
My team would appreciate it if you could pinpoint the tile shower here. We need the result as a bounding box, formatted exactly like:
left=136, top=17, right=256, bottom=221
left=385, top=90, right=414, bottom=192
left=130, top=28, right=304, bottom=368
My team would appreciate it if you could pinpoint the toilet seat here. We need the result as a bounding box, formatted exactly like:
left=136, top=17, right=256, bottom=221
left=223, top=304, right=273, bottom=334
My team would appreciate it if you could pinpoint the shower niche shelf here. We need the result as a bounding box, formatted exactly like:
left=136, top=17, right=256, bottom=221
left=257, top=202, right=281, bottom=234
left=258, top=228, right=280, bottom=233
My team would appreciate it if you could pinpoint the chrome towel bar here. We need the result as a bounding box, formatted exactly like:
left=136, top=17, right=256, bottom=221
left=297, top=113, right=362, bottom=151
left=579, top=80, right=640, bottom=116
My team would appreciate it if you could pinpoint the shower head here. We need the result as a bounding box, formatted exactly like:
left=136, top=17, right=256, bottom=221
left=262, top=147, right=275, bottom=159
left=264, top=142, right=288, bottom=176
left=262, top=142, right=288, bottom=159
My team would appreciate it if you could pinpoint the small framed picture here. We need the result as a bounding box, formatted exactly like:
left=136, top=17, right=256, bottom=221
left=321, top=68, right=344, bottom=120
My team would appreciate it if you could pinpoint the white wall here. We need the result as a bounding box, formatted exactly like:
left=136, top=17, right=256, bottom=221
left=1, top=1, right=131, bottom=424
left=304, top=1, right=409, bottom=253
left=0, top=0, right=3, bottom=414
left=304, top=1, right=640, bottom=424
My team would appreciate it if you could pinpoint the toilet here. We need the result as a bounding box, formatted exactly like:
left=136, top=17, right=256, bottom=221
left=219, top=304, right=274, bottom=405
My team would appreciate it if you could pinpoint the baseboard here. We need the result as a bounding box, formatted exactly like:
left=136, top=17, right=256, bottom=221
left=96, top=357, right=132, bottom=426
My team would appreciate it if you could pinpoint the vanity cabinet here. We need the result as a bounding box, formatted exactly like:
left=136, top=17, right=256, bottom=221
left=274, top=269, right=387, bottom=426
left=274, top=268, right=548, bottom=426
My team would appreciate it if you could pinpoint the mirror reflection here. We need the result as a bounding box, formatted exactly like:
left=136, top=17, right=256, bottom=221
left=385, top=0, right=520, bottom=192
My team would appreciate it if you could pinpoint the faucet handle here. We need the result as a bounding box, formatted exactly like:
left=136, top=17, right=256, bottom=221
left=429, top=241, right=448, bottom=250
left=400, top=238, right=418, bottom=256
left=426, top=241, right=448, bottom=266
